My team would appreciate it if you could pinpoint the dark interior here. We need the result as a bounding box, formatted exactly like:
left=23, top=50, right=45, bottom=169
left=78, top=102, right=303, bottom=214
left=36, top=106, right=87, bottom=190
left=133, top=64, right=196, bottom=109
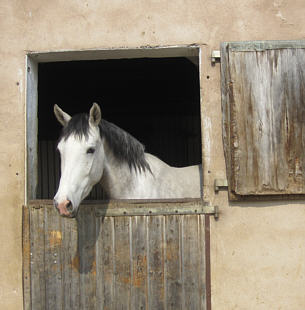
left=37, top=57, right=201, bottom=199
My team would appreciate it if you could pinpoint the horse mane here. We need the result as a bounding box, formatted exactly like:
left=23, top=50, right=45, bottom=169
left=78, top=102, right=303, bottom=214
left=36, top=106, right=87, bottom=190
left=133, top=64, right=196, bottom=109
left=59, top=113, right=151, bottom=173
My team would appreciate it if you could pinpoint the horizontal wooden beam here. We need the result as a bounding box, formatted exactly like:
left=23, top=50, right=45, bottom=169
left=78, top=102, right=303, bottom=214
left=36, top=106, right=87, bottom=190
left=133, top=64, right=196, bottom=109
left=27, top=199, right=217, bottom=217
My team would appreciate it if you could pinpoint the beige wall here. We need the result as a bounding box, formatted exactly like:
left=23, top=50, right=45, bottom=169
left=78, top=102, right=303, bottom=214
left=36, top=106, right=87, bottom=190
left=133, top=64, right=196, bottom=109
left=1, top=1, right=305, bottom=309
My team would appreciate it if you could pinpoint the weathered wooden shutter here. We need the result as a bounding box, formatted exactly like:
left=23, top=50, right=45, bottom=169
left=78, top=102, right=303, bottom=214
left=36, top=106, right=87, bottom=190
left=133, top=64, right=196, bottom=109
left=221, top=40, right=305, bottom=200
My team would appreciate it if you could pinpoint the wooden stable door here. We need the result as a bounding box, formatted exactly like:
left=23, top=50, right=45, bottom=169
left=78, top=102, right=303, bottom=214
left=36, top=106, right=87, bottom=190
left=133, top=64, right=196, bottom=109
left=23, top=200, right=214, bottom=310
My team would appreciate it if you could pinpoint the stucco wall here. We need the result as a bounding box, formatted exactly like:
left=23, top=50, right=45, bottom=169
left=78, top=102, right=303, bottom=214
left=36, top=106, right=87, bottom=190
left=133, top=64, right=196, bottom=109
left=1, top=1, right=305, bottom=309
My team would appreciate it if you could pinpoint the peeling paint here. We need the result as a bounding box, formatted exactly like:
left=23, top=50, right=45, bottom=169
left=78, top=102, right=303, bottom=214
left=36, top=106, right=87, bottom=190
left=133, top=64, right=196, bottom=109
left=276, top=10, right=287, bottom=23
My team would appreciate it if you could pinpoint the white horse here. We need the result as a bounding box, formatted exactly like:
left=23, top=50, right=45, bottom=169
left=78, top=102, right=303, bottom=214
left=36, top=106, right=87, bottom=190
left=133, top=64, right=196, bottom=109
left=53, top=103, right=202, bottom=217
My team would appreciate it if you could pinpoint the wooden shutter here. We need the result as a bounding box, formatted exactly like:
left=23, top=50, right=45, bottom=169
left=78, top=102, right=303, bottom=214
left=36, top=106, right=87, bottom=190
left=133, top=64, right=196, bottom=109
left=221, top=40, right=305, bottom=200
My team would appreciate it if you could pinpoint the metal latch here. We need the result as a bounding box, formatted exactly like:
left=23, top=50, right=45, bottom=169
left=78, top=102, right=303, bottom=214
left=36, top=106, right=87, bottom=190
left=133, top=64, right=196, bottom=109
left=214, top=179, right=228, bottom=193
left=211, top=50, right=221, bottom=64
left=213, top=205, right=219, bottom=220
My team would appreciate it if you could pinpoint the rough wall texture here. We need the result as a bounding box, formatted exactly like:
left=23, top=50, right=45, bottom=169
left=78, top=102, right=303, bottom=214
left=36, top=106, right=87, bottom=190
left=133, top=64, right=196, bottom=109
left=0, top=0, right=305, bottom=309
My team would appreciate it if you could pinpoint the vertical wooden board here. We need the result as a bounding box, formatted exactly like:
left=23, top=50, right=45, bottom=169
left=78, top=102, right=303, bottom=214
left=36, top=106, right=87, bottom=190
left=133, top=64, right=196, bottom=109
left=197, top=214, right=205, bottom=310
left=23, top=206, right=31, bottom=310
left=61, top=215, right=80, bottom=309
left=96, top=216, right=115, bottom=309
left=147, top=215, right=165, bottom=310
left=220, top=43, right=232, bottom=194
left=26, top=56, right=38, bottom=200
left=113, top=216, right=131, bottom=309
left=195, top=114, right=202, bottom=164
left=41, top=141, right=49, bottom=198
left=130, top=216, right=147, bottom=310
left=77, top=207, right=97, bottom=309
left=165, top=215, right=182, bottom=310
left=181, top=215, right=206, bottom=309
left=30, top=207, right=46, bottom=310
left=37, top=142, right=42, bottom=198
left=44, top=206, right=63, bottom=310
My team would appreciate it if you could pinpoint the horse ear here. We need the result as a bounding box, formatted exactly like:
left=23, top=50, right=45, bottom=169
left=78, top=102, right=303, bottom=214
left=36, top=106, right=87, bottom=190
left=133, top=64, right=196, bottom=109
left=54, top=104, right=71, bottom=127
left=89, top=103, right=102, bottom=126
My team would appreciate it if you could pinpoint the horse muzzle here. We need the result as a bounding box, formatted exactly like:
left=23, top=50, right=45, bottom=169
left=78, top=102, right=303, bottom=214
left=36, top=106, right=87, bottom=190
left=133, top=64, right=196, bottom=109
left=53, top=198, right=75, bottom=218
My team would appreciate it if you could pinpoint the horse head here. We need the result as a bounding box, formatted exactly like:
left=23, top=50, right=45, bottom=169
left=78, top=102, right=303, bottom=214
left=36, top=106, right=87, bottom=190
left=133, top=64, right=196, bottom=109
left=53, top=103, right=104, bottom=217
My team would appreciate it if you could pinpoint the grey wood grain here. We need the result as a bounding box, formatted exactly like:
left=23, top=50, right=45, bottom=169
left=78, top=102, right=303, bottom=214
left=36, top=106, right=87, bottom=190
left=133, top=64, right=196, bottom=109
left=165, top=215, right=182, bottom=310
left=182, top=215, right=201, bottom=309
left=61, top=214, right=79, bottom=309
left=96, top=216, right=115, bottom=309
left=147, top=215, right=165, bottom=310
left=114, top=216, right=131, bottom=310
left=25, top=203, right=207, bottom=310
left=221, top=41, right=305, bottom=198
left=44, top=206, right=63, bottom=310
left=30, top=207, right=46, bottom=310
left=22, top=206, right=31, bottom=310
left=78, top=206, right=97, bottom=309
left=130, top=216, right=147, bottom=310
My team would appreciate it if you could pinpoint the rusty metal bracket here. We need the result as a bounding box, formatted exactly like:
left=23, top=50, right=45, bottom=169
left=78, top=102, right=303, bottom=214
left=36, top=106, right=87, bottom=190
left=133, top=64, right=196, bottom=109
left=214, top=179, right=228, bottom=193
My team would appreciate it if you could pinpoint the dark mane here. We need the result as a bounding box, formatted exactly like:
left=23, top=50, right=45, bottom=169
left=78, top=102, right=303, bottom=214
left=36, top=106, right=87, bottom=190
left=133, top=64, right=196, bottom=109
left=59, top=113, right=151, bottom=173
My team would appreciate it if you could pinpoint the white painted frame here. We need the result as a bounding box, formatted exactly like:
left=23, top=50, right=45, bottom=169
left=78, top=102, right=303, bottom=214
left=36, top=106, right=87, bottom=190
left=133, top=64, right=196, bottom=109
left=26, top=45, right=201, bottom=202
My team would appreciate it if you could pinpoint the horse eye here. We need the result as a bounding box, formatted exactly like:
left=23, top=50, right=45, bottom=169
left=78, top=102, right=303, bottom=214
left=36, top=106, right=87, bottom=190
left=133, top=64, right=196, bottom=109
left=87, top=147, right=95, bottom=154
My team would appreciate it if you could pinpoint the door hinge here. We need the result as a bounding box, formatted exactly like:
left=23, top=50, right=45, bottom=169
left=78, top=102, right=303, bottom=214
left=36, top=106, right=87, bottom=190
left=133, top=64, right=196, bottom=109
left=211, top=50, right=221, bottom=64
left=214, top=179, right=228, bottom=193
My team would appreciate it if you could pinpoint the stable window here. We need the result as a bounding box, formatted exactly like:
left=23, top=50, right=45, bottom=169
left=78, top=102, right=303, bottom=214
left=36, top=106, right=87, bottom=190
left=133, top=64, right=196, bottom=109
left=26, top=47, right=202, bottom=201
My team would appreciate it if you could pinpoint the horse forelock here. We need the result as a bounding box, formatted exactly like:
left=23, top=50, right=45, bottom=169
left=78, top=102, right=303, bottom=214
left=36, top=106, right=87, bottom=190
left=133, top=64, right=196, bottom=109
left=59, top=113, right=91, bottom=141
left=59, top=113, right=151, bottom=173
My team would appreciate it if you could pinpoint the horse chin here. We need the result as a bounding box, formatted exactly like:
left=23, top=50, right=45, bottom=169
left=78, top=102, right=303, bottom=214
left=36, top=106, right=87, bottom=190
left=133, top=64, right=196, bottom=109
left=69, top=209, right=79, bottom=218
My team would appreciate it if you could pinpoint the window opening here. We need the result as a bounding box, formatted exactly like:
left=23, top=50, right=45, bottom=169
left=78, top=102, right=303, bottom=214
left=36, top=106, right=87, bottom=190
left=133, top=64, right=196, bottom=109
left=28, top=49, right=201, bottom=200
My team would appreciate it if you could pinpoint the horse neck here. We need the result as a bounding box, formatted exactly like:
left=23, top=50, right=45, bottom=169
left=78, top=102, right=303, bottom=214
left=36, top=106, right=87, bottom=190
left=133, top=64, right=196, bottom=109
left=100, top=142, right=143, bottom=199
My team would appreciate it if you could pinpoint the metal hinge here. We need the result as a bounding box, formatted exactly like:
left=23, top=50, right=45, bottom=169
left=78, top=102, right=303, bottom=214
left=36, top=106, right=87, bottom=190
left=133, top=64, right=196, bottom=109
left=214, top=179, right=228, bottom=193
left=211, top=50, right=221, bottom=64
left=213, top=205, right=219, bottom=220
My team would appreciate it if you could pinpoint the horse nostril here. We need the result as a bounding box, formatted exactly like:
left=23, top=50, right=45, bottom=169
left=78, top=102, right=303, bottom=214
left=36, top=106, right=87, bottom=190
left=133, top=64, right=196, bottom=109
left=66, top=201, right=73, bottom=212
